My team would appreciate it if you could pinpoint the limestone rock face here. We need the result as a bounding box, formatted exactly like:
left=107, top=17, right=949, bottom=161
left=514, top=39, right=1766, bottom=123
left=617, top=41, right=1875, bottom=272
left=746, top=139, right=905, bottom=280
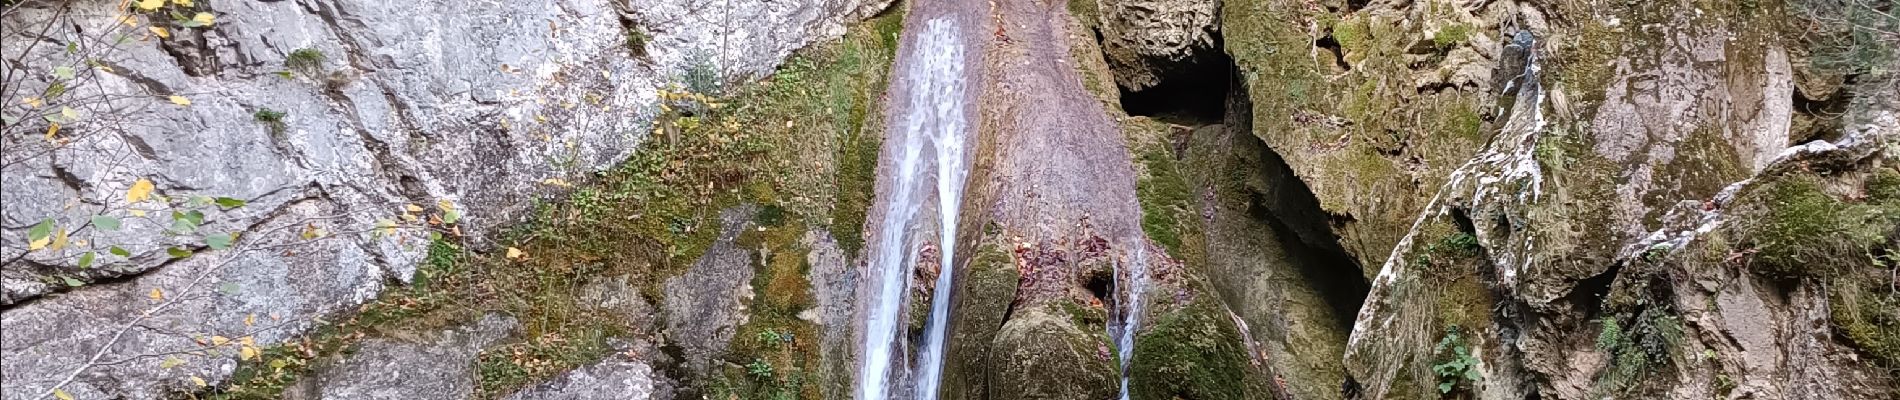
left=282, top=314, right=519, bottom=400
left=661, top=206, right=757, bottom=375
left=0, top=0, right=886, bottom=397
left=502, top=357, right=665, bottom=400
left=1095, top=0, right=1220, bottom=92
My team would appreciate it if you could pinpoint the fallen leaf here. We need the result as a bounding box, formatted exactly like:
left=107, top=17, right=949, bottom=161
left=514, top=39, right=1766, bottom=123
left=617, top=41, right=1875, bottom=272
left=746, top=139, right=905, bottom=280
left=127, top=178, right=154, bottom=203
left=168, top=95, right=190, bottom=106
left=245, top=314, right=256, bottom=326
left=190, top=13, right=216, bottom=26
left=541, top=178, right=572, bottom=187
left=240, top=345, right=258, bottom=361
left=150, top=288, right=165, bottom=301
left=150, top=26, right=171, bottom=39
left=53, top=388, right=74, bottom=400
left=210, top=336, right=230, bottom=346
left=134, top=0, right=164, bottom=11
left=44, top=123, right=59, bottom=141
left=160, top=357, right=184, bottom=369
left=192, top=376, right=207, bottom=387
left=22, top=97, right=43, bottom=108
left=403, top=204, right=423, bottom=213
left=506, top=247, right=525, bottom=259
left=50, top=227, right=67, bottom=250
left=173, top=0, right=194, bottom=7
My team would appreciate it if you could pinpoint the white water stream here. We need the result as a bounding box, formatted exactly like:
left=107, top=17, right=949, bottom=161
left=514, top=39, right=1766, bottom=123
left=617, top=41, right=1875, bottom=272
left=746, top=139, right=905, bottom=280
left=858, top=17, right=969, bottom=400
left=1114, top=246, right=1149, bottom=400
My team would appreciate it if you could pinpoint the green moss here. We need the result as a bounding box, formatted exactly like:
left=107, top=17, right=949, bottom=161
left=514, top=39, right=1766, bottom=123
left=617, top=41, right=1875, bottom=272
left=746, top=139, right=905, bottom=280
left=1831, top=272, right=1900, bottom=368
left=988, top=309, right=1119, bottom=400
left=1741, top=175, right=1889, bottom=280
left=1332, top=17, right=1371, bottom=56
left=1127, top=119, right=1203, bottom=263
left=1432, top=23, right=1472, bottom=49
left=945, top=238, right=1024, bottom=400
left=1128, top=295, right=1261, bottom=400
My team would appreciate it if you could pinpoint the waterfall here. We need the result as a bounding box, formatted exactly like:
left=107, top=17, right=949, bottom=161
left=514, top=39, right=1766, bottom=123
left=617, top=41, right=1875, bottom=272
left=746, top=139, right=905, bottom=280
left=1114, top=246, right=1150, bottom=400
left=858, top=16, right=969, bottom=400
left=909, top=17, right=970, bottom=400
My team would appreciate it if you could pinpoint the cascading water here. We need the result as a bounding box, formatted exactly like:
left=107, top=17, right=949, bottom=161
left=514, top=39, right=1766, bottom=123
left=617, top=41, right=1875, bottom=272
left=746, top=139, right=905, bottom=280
left=1114, top=245, right=1149, bottom=400
left=910, top=17, right=971, bottom=400
left=858, top=16, right=969, bottom=400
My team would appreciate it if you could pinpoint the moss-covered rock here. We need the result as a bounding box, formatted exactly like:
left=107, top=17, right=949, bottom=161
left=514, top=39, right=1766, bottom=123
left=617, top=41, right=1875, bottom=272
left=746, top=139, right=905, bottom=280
left=987, top=308, right=1120, bottom=400
left=1127, top=293, right=1270, bottom=400
left=943, top=233, right=1023, bottom=400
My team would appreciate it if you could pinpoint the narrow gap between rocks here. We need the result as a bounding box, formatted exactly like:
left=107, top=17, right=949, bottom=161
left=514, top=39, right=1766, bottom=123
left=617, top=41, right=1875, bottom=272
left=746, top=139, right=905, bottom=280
left=1223, top=64, right=1373, bottom=328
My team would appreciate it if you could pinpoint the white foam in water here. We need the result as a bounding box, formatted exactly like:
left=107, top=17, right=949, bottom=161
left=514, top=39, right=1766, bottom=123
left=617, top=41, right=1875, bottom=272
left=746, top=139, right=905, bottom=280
left=858, top=16, right=968, bottom=400
left=1115, top=246, right=1149, bottom=400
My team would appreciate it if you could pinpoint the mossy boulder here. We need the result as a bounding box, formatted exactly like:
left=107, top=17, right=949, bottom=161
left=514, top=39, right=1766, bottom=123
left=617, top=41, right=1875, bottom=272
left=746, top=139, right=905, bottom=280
left=1128, top=294, right=1269, bottom=400
left=986, top=308, right=1120, bottom=400
left=943, top=235, right=1024, bottom=400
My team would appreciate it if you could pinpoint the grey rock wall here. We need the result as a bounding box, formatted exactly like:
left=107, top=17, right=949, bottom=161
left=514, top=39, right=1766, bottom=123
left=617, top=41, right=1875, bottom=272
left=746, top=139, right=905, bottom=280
left=0, top=0, right=887, bottom=397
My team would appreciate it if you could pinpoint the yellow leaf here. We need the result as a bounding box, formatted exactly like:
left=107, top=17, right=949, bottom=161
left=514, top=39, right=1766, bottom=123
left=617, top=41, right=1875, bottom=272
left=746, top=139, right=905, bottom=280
left=192, top=376, right=207, bottom=387
left=150, top=288, right=165, bottom=301
left=160, top=357, right=184, bottom=369
left=240, top=336, right=255, bottom=346
left=239, top=346, right=258, bottom=360
left=53, top=388, right=73, bottom=400
left=168, top=95, right=190, bottom=106
left=44, top=123, right=59, bottom=141
left=403, top=204, right=423, bottom=213
left=540, top=178, right=571, bottom=187
left=135, top=0, right=164, bottom=11
left=130, top=209, right=147, bottom=217
left=506, top=247, right=525, bottom=259
left=60, top=107, right=79, bottom=121
left=210, top=336, right=230, bottom=346
left=190, top=13, right=215, bottom=26
left=173, top=0, right=194, bottom=7
left=127, top=178, right=154, bottom=203
left=28, top=237, right=49, bottom=251
left=245, top=313, right=256, bottom=326
left=436, top=199, right=456, bottom=213
left=50, top=228, right=68, bottom=251
left=149, top=26, right=171, bottom=39
left=22, top=97, right=43, bottom=108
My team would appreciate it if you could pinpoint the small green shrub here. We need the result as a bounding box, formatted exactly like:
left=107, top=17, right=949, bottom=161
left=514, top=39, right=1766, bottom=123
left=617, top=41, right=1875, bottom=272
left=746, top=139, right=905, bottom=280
left=745, top=358, right=775, bottom=379
left=1431, top=326, right=1482, bottom=394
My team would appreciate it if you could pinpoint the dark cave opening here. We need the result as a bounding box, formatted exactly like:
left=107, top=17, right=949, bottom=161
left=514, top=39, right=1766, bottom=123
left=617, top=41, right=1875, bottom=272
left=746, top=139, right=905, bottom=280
left=1083, top=267, right=1116, bottom=308
left=1117, top=50, right=1236, bottom=126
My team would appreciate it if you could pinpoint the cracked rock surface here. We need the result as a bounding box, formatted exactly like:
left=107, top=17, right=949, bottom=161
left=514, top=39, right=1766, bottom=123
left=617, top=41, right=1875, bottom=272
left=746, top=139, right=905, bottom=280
left=0, top=0, right=886, bottom=397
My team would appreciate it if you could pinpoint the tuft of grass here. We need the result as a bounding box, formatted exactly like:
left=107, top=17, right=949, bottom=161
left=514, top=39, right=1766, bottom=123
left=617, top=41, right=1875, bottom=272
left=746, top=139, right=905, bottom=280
left=285, top=48, right=326, bottom=79
left=253, top=108, right=288, bottom=136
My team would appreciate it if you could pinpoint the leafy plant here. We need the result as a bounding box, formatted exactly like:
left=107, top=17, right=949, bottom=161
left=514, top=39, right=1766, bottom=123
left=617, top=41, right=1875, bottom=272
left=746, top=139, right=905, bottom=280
left=745, top=358, right=774, bottom=379
left=1431, top=325, right=1483, bottom=394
